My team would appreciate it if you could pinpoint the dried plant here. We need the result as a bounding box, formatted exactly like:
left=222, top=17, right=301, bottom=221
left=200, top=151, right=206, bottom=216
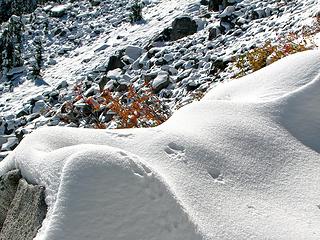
left=58, top=82, right=171, bottom=129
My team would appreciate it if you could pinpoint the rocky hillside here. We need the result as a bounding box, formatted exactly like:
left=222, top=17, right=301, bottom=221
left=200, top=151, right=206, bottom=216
left=0, top=0, right=319, bottom=159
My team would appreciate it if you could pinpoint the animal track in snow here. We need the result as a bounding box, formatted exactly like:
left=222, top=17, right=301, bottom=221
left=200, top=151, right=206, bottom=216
left=207, top=168, right=224, bottom=183
left=164, top=142, right=186, bottom=162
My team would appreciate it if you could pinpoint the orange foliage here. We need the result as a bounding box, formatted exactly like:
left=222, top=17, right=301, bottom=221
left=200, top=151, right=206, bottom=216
left=60, top=82, right=170, bottom=129
left=101, top=85, right=169, bottom=128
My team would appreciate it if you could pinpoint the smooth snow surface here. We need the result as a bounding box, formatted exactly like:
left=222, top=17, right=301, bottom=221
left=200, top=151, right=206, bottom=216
left=1, top=50, right=320, bottom=239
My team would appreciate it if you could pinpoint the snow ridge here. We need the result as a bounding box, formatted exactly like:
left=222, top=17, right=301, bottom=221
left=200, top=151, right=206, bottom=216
left=1, top=50, right=320, bottom=239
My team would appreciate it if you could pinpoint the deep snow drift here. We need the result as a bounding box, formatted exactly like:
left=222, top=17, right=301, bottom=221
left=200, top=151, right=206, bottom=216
left=1, top=0, right=319, bottom=156
left=1, top=50, right=320, bottom=239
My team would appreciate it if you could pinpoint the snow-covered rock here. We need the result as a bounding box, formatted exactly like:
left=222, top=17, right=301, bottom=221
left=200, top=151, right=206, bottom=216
left=50, top=5, right=70, bottom=18
left=152, top=71, right=170, bottom=93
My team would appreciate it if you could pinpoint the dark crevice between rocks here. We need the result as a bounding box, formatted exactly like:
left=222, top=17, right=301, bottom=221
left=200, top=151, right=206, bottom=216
left=0, top=169, right=47, bottom=240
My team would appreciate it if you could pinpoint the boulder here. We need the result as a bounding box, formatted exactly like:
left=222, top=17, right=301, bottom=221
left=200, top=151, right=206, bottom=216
left=50, top=4, right=70, bottom=18
left=219, top=5, right=235, bottom=18
left=0, top=170, right=21, bottom=230
left=208, top=26, right=221, bottom=40
left=169, top=16, right=198, bottom=41
left=154, top=16, right=198, bottom=42
left=0, top=179, right=47, bottom=240
left=105, top=55, right=125, bottom=72
left=152, top=71, right=170, bottom=93
left=125, top=46, right=143, bottom=61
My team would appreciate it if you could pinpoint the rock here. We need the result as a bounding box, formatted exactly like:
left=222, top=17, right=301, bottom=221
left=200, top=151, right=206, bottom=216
left=186, top=81, right=201, bottom=91
left=98, top=76, right=111, bottom=91
left=169, top=16, right=198, bottom=41
left=0, top=152, right=10, bottom=161
left=208, top=0, right=231, bottom=11
left=144, top=71, right=158, bottom=83
left=50, top=5, right=70, bottom=18
left=14, top=128, right=29, bottom=143
left=16, top=108, right=29, bottom=118
left=107, top=68, right=122, bottom=80
left=125, top=46, right=144, bottom=61
left=32, top=100, right=48, bottom=114
left=163, top=53, right=174, bottom=63
left=152, top=71, right=170, bottom=93
left=0, top=179, right=47, bottom=240
left=0, top=170, right=22, bottom=230
left=94, top=44, right=109, bottom=53
left=219, top=6, right=235, bottom=18
left=56, top=80, right=69, bottom=90
left=208, top=26, right=221, bottom=40
left=26, top=113, right=40, bottom=122
left=6, top=67, right=25, bottom=78
left=220, top=18, right=234, bottom=32
left=105, top=55, right=125, bottom=72
left=200, top=0, right=209, bottom=6
left=315, top=9, right=320, bottom=18
left=252, top=9, right=266, bottom=19
left=155, top=16, right=198, bottom=42
left=89, top=0, right=101, bottom=6
left=1, top=137, right=18, bottom=151
left=114, top=81, right=129, bottom=92
left=208, top=0, right=223, bottom=11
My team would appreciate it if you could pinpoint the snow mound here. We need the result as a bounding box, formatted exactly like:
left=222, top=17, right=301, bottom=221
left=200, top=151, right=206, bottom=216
left=205, top=51, right=320, bottom=102
left=1, top=50, right=320, bottom=239
left=43, top=147, right=202, bottom=240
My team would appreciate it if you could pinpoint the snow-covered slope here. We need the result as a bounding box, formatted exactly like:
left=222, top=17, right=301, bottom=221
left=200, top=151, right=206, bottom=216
left=1, top=50, right=320, bottom=239
left=0, top=0, right=319, bottom=156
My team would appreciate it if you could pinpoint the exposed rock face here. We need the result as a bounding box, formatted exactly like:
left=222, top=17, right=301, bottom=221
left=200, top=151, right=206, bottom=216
left=0, top=170, right=21, bottom=229
left=0, top=170, right=47, bottom=240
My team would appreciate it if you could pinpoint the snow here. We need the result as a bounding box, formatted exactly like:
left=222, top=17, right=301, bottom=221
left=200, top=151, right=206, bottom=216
left=1, top=50, right=320, bottom=239
left=1, top=0, right=319, bottom=154
left=50, top=5, right=70, bottom=14
left=205, top=50, right=320, bottom=102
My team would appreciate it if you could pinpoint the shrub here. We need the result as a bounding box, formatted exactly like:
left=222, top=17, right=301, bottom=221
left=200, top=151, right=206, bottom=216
left=234, top=16, right=319, bottom=77
left=58, top=82, right=171, bottom=129
left=101, top=85, right=170, bottom=128
left=235, top=35, right=309, bottom=77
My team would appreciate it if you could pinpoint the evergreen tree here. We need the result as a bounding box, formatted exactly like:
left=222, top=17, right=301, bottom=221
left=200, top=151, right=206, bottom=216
left=129, top=0, right=143, bottom=23
left=31, top=38, right=44, bottom=79
left=0, top=16, right=24, bottom=78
